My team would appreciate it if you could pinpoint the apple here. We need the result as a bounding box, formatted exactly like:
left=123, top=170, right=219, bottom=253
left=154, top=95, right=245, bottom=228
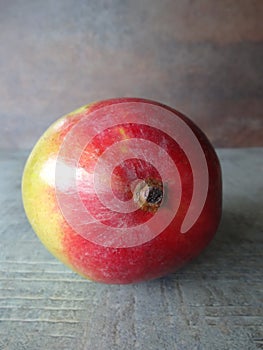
left=22, top=98, right=222, bottom=284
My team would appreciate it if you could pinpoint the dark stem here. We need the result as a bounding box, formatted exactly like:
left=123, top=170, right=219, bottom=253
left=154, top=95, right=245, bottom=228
left=146, top=186, right=163, bottom=204
left=133, top=178, right=163, bottom=213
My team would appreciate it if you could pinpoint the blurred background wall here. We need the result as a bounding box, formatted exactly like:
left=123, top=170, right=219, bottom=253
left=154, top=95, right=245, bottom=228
left=0, top=0, right=262, bottom=149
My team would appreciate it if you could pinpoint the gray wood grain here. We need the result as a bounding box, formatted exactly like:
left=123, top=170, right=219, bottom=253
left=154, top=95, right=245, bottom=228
left=0, top=149, right=262, bottom=350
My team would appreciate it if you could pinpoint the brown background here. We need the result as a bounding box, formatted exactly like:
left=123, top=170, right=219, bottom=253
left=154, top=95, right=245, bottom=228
left=1, top=0, right=263, bottom=149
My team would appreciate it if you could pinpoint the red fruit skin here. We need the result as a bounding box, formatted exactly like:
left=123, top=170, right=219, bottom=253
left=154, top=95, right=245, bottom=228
left=23, top=98, right=222, bottom=284
left=62, top=98, right=222, bottom=283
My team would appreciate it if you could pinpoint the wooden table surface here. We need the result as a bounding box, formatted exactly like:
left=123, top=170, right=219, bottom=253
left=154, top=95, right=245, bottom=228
left=0, top=148, right=262, bottom=350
